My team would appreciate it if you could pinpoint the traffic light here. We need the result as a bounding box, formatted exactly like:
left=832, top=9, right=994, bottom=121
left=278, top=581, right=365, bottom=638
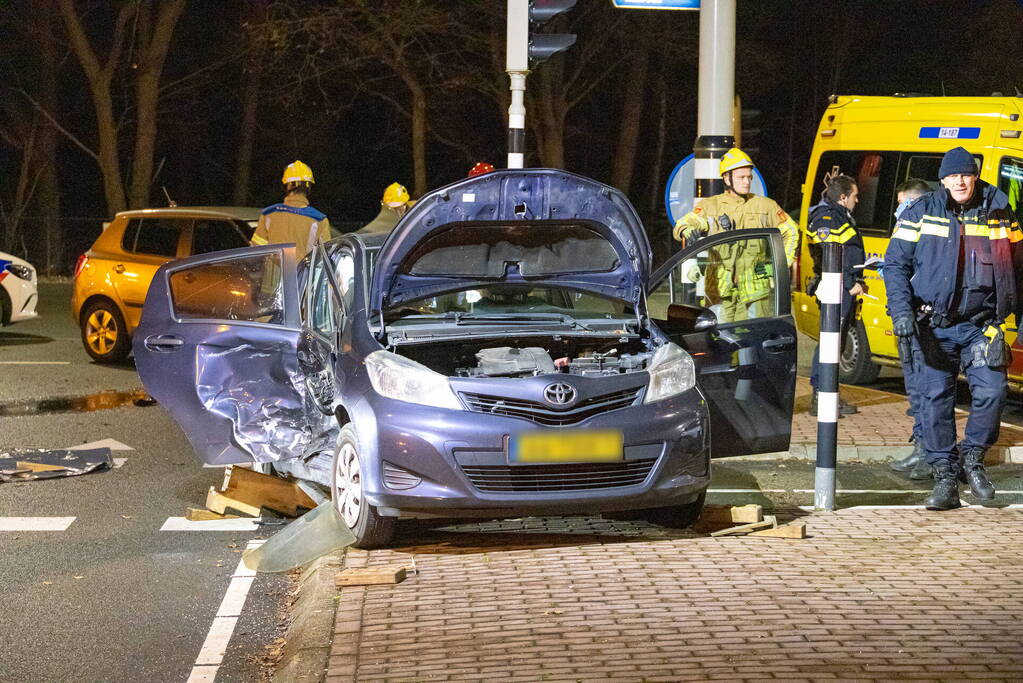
left=529, top=0, right=577, bottom=65
left=507, top=0, right=577, bottom=72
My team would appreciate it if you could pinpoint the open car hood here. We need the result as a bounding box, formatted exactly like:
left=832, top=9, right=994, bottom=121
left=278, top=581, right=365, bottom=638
left=369, top=169, right=652, bottom=314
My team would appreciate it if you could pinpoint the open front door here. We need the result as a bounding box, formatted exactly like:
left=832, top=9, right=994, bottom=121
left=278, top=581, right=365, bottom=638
left=648, top=229, right=797, bottom=458
left=133, top=244, right=315, bottom=466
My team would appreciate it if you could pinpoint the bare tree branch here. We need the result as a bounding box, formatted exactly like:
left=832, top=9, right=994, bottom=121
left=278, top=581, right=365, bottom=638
left=14, top=88, right=100, bottom=162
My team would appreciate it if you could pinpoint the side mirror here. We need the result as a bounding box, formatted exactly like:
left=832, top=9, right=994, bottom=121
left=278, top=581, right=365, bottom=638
left=666, top=303, right=717, bottom=332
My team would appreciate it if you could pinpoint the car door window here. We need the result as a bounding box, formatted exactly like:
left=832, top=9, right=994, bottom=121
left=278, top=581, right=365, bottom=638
left=335, top=253, right=356, bottom=313
left=999, top=157, right=1023, bottom=225
left=122, top=218, right=184, bottom=257
left=169, top=251, right=284, bottom=324
left=648, top=234, right=779, bottom=324
left=310, top=257, right=338, bottom=337
left=191, top=219, right=251, bottom=255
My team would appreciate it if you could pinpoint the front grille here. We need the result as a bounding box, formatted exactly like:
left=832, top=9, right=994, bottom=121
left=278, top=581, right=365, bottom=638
left=461, top=457, right=656, bottom=492
left=460, top=387, right=642, bottom=426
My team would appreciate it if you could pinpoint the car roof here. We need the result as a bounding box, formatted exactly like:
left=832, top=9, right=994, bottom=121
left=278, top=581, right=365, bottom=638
left=113, top=206, right=262, bottom=221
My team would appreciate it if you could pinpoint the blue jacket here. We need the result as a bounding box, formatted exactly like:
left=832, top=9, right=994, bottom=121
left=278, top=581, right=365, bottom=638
left=807, top=198, right=866, bottom=293
left=884, top=181, right=1023, bottom=325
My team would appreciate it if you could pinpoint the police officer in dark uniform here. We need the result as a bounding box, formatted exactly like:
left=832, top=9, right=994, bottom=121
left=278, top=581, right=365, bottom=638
left=807, top=174, right=866, bottom=417
left=884, top=147, right=1023, bottom=510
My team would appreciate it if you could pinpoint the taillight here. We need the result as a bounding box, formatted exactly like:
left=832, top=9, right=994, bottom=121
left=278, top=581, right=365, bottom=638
left=73, top=254, right=89, bottom=279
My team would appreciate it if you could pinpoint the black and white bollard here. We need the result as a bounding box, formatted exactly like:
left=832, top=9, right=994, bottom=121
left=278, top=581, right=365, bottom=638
left=814, top=242, right=842, bottom=510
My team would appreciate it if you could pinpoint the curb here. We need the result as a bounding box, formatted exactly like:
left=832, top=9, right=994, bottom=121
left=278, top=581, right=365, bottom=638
left=273, top=549, right=346, bottom=683
left=735, top=444, right=1023, bottom=464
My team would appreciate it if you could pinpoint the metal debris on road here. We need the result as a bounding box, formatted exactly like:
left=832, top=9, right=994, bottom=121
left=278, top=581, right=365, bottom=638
left=0, top=447, right=112, bottom=482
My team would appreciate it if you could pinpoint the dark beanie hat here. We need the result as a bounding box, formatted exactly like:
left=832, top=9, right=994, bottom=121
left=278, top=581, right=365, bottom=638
left=939, top=146, right=978, bottom=178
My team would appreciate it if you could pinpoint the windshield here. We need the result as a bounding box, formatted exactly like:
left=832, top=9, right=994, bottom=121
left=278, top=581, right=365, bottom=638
left=402, top=222, right=620, bottom=277
left=386, top=285, right=629, bottom=323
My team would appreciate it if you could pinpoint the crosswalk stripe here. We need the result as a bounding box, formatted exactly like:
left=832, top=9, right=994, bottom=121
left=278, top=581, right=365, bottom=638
left=69, top=439, right=135, bottom=451
left=0, top=517, right=76, bottom=531
left=161, top=517, right=260, bottom=531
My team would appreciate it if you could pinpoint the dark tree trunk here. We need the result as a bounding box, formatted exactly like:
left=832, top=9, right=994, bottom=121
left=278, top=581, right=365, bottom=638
left=611, top=46, right=649, bottom=193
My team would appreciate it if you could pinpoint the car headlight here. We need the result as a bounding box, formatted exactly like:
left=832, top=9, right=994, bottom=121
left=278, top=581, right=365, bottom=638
left=644, top=343, right=696, bottom=404
left=5, top=264, right=33, bottom=281
left=365, top=350, right=462, bottom=410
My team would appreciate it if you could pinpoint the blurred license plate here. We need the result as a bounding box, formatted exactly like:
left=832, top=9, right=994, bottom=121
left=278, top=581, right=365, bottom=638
left=508, top=430, right=623, bottom=464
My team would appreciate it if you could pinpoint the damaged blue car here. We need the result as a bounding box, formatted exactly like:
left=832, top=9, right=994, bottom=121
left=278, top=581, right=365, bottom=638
left=134, top=169, right=796, bottom=547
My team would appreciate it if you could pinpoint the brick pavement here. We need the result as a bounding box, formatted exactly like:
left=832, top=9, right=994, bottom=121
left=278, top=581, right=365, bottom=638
left=325, top=509, right=1023, bottom=682
left=791, top=377, right=1023, bottom=448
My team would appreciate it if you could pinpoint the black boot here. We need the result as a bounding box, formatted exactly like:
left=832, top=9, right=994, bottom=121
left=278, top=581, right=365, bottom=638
left=960, top=446, right=995, bottom=501
left=890, top=441, right=923, bottom=472
left=924, top=460, right=962, bottom=511
left=909, top=455, right=934, bottom=480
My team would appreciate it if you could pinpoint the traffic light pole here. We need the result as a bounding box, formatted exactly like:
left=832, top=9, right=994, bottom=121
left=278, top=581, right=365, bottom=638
left=693, top=0, right=736, bottom=202
left=506, top=0, right=529, bottom=169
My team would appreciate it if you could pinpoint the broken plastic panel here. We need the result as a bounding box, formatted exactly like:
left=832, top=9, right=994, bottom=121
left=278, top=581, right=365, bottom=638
left=242, top=499, right=355, bottom=573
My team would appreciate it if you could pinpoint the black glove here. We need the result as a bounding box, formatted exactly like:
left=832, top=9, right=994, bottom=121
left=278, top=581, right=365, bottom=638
left=754, top=263, right=773, bottom=278
left=892, top=314, right=915, bottom=338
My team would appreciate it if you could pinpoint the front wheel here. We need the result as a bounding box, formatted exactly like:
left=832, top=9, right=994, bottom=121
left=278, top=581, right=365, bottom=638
left=332, top=424, right=395, bottom=549
left=651, top=490, right=706, bottom=529
left=839, top=320, right=881, bottom=385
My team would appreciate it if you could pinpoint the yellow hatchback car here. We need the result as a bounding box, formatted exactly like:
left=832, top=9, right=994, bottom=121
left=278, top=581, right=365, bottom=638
left=71, top=206, right=259, bottom=362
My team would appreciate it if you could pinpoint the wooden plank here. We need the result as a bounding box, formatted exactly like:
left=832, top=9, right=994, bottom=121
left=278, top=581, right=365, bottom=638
left=186, top=506, right=240, bottom=521
left=336, top=565, right=408, bottom=587
left=205, top=486, right=261, bottom=517
left=750, top=522, right=807, bottom=539
left=701, top=504, right=763, bottom=524
left=220, top=465, right=317, bottom=517
left=709, top=515, right=778, bottom=537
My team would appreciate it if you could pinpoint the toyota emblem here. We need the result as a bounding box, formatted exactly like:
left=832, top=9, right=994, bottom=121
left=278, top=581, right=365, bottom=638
left=543, top=382, right=576, bottom=406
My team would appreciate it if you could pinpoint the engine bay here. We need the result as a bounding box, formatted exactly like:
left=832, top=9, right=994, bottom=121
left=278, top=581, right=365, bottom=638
left=395, top=335, right=656, bottom=378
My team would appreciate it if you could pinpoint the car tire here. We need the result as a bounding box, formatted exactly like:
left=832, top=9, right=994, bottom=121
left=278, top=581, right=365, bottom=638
left=331, top=424, right=395, bottom=549
left=839, top=320, right=881, bottom=385
left=81, top=300, right=131, bottom=363
left=651, top=490, right=706, bottom=529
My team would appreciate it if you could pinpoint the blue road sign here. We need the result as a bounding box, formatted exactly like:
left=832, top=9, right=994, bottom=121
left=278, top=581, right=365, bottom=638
left=611, top=0, right=700, bottom=9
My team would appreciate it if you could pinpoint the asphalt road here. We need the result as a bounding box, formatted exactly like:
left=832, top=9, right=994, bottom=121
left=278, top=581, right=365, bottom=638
left=0, top=282, right=289, bottom=683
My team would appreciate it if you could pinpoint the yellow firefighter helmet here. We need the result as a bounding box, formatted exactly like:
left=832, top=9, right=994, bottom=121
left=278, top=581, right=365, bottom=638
left=382, top=182, right=410, bottom=207
left=282, top=160, right=315, bottom=185
left=719, top=148, right=755, bottom=176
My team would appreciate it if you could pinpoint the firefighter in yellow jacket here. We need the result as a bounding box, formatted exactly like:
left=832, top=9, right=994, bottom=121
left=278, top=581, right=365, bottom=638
left=252, top=160, right=332, bottom=257
left=673, top=148, right=798, bottom=322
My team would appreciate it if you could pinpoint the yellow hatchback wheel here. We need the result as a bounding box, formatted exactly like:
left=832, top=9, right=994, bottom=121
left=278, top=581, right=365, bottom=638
left=81, top=301, right=130, bottom=363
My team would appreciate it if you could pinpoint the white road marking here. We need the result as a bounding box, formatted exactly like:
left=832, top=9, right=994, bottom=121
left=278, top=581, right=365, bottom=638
left=708, top=488, right=787, bottom=493
left=0, top=361, right=70, bottom=365
left=0, top=517, right=76, bottom=531
left=113, top=458, right=127, bottom=468
left=187, top=540, right=264, bottom=683
left=69, top=439, right=135, bottom=451
left=790, top=489, right=1023, bottom=495
left=160, top=517, right=260, bottom=531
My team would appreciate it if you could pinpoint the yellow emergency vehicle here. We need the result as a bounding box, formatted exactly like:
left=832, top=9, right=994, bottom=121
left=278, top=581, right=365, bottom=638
left=793, top=95, right=1023, bottom=383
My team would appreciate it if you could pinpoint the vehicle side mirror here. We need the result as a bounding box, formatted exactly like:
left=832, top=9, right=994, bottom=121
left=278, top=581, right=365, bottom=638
left=666, top=303, right=717, bottom=332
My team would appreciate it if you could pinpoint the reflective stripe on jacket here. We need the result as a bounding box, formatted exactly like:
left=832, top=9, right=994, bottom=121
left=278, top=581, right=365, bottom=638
left=883, top=181, right=1023, bottom=324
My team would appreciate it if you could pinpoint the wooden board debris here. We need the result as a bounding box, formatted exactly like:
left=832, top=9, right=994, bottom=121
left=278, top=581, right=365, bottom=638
left=709, top=515, right=778, bottom=537
left=203, top=465, right=317, bottom=518
left=186, top=506, right=240, bottom=521
left=336, top=565, right=408, bottom=587
left=702, top=504, right=763, bottom=524
left=749, top=522, right=807, bottom=539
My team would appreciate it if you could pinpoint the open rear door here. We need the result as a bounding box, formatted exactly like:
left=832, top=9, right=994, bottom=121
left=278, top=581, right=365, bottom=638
left=133, top=244, right=318, bottom=466
left=648, top=229, right=797, bottom=458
